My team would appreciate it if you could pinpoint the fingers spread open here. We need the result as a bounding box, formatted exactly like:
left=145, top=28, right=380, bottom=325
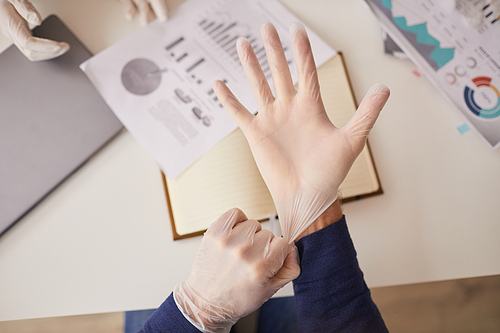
left=344, top=83, right=390, bottom=147
left=237, top=37, right=274, bottom=109
left=213, top=80, right=254, bottom=130
left=290, top=23, right=320, bottom=100
left=261, top=22, right=295, bottom=98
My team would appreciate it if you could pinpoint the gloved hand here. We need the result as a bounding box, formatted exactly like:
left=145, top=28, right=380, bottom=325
left=214, top=22, right=390, bottom=242
left=120, top=0, right=168, bottom=26
left=0, top=0, right=69, bottom=61
left=174, top=208, right=300, bottom=333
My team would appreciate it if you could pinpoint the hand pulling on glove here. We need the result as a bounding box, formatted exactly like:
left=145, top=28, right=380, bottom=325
left=174, top=208, right=300, bottom=333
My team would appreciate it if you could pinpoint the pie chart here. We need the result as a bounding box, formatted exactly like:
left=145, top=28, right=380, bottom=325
left=464, top=76, right=500, bottom=119
left=121, top=58, right=164, bottom=96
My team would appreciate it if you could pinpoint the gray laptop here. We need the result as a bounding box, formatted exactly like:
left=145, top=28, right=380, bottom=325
left=0, top=15, right=123, bottom=236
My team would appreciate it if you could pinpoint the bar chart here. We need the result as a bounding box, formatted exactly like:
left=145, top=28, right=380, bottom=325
left=195, top=2, right=296, bottom=81
left=165, top=36, right=206, bottom=85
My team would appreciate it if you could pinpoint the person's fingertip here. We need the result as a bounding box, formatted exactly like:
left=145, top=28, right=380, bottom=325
left=31, top=14, right=42, bottom=26
left=149, top=0, right=168, bottom=20
left=213, top=80, right=222, bottom=89
left=121, top=0, right=136, bottom=20
left=59, top=41, right=70, bottom=49
left=289, top=22, right=305, bottom=36
left=49, top=42, right=68, bottom=53
left=367, top=83, right=390, bottom=97
left=261, top=21, right=273, bottom=32
left=236, top=37, right=249, bottom=48
left=59, top=42, right=70, bottom=54
left=157, top=10, right=168, bottom=21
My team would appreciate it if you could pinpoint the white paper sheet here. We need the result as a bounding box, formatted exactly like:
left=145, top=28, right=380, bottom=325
left=364, top=0, right=500, bottom=148
left=81, top=0, right=336, bottom=178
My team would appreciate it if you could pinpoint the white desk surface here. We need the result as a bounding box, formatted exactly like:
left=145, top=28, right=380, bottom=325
left=1, top=0, right=499, bottom=322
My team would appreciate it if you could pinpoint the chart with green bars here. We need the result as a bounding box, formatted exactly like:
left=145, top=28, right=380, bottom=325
left=375, top=0, right=455, bottom=71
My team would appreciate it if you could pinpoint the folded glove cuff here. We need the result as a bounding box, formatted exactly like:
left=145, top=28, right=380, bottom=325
left=276, top=190, right=338, bottom=242
left=173, top=281, right=239, bottom=333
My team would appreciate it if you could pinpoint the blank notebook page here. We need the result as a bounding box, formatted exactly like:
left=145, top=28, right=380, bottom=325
left=167, top=128, right=276, bottom=236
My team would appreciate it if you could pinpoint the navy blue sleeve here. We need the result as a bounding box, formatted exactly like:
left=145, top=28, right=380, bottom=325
left=139, top=293, right=201, bottom=333
left=293, top=216, right=388, bottom=333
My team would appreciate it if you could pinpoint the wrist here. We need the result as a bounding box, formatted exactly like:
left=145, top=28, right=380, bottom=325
left=294, top=198, right=343, bottom=242
left=174, top=282, right=237, bottom=332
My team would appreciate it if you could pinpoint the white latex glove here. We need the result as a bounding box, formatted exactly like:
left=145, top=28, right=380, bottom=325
left=120, top=0, right=168, bottom=26
left=214, top=22, right=390, bottom=242
left=0, top=0, right=69, bottom=61
left=174, top=208, right=300, bottom=333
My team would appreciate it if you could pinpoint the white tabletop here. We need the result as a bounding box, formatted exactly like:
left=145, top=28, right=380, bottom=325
left=1, top=0, right=499, bottom=322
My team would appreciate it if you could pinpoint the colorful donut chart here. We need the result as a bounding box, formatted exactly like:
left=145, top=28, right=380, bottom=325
left=464, top=76, right=500, bottom=119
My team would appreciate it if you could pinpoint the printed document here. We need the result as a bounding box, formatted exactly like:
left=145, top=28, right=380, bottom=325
left=365, top=0, right=500, bottom=148
left=81, top=0, right=336, bottom=177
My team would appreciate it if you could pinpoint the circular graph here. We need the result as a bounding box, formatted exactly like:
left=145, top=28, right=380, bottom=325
left=464, top=76, right=500, bottom=119
left=465, top=57, right=477, bottom=68
left=454, top=66, right=466, bottom=77
left=445, top=73, right=456, bottom=84
left=121, top=58, right=163, bottom=96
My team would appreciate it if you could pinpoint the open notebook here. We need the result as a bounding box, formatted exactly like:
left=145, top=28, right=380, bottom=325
left=162, top=53, right=382, bottom=240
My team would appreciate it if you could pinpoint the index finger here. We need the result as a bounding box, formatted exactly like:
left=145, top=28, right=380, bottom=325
left=290, top=23, right=320, bottom=98
left=206, top=208, right=248, bottom=237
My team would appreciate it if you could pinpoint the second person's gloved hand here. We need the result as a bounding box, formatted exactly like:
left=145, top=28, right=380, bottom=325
left=174, top=208, right=300, bottom=333
left=0, top=0, right=69, bottom=61
left=120, top=0, right=168, bottom=26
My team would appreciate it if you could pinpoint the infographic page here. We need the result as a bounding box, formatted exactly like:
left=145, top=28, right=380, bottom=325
left=368, top=0, right=500, bottom=148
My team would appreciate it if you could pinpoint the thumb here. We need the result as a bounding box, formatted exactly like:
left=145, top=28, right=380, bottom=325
left=8, top=0, right=41, bottom=25
left=343, top=83, right=390, bottom=148
left=270, top=244, right=300, bottom=287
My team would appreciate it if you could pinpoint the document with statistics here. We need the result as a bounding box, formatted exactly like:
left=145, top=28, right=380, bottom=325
left=81, top=0, right=336, bottom=177
left=365, top=0, right=500, bottom=148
